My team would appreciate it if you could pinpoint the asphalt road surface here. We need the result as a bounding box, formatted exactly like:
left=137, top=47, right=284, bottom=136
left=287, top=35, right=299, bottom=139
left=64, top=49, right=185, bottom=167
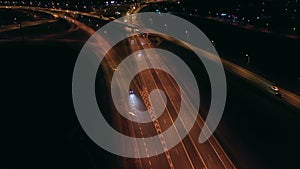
left=1, top=5, right=300, bottom=169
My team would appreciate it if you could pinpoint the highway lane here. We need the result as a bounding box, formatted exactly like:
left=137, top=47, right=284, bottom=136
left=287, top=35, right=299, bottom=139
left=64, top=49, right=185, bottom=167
left=150, top=34, right=300, bottom=111
left=128, top=34, right=236, bottom=169
left=98, top=37, right=198, bottom=169
left=91, top=15, right=236, bottom=167
left=0, top=19, right=57, bottom=33
left=204, top=16, right=299, bottom=40
left=126, top=36, right=201, bottom=169
left=129, top=4, right=300, bottom=111
left=8, top=5, right=299, bottom=168
left=23, top=5, right=235, bottom=168
left=19, top=4, right=298, bottom=110
left=61, top=7, right=300, bottom=167
left=0, top=7, right=84, bottom=42
left=75, top=5, right=299, bottom=166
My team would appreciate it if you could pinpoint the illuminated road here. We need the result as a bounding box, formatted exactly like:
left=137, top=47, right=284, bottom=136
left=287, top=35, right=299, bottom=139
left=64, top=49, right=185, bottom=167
left=204, top=16, right=299, bottom=40
left=46, top=5, right=235, bottom=168
left=78, top=7, right=234, bottom=167
left=130, top=4, right=300, bottom=111
left=91, top=31, right=236, bottom=169
left=22, top=5, right=299, bottom=168
left=135, top=31, right=300, bottom=111
left=123, top=35, right=236, bottom=169
left=0, top=19, right=57, bottom=33
left=4, top=5, right=299, bottom=169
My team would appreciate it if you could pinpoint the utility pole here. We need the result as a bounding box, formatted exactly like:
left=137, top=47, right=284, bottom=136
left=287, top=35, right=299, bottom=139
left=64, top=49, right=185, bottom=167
left=19, top=21, right=24, bottom=41
left=246, top=53, right=250, bottom=66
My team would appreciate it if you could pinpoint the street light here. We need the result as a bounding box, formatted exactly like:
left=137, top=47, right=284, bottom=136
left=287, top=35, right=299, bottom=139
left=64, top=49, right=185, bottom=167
left=149, top=18, right=153, bottom=26
left=211, top=40, right=216, bottom=46
left=245, top=53, right=250, bottom=66
left=164, top=24, right=168, bottom=32
left=185, top=30, right=189, bottom=40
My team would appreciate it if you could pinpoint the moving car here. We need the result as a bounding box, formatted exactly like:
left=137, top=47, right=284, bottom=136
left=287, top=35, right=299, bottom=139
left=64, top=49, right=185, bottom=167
left=129, top=89, right=134, bottom=94
left=274, top=92, right=284, bottom=98
left=270, top=85, right=279, bottom=92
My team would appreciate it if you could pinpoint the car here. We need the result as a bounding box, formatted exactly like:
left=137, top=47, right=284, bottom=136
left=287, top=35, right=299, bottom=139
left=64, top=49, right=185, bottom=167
left=270, top=85, right=279, bottom=92
left=274, top=92, right=284, bottom=98
left=129, top=89, right=134, bottom=94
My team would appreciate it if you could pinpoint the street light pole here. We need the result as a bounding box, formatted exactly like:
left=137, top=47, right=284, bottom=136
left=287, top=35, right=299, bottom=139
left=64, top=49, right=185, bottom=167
left=164, top=24, right=168, bottom=33
left=246, top=53, right=250, bottom=66
left=185, top=30, right=189, bottom=40
left=18, top=21, right=24, bottom=41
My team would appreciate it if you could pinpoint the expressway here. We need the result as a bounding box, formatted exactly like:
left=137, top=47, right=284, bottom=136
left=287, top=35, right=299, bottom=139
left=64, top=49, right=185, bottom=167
left=19, top=4, right=299, bottom=168
left=0, top=19, right=57, bottom=33
left=157, top=36, right=300, bottom=110
left=129, top=4, right=300, bottom=111
left=3, top=4, right=299, bottom=169
left=73, top=7, right=236, bottom=169
left=94, top=31, right=236, bottom=169
left=26, top=4, right=235, bottom=169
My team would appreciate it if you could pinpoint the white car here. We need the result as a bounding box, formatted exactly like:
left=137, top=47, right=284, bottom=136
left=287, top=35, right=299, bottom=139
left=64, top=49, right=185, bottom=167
left=129, top=89, right=134, bottom=94
left=270, top=85, right=279, bottom=92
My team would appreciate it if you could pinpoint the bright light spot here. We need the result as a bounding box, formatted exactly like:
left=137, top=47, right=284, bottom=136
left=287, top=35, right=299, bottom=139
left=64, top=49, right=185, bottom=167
left=128, top=111, right=136, bottom=116
left=137, top=52, right=142, bottom=57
